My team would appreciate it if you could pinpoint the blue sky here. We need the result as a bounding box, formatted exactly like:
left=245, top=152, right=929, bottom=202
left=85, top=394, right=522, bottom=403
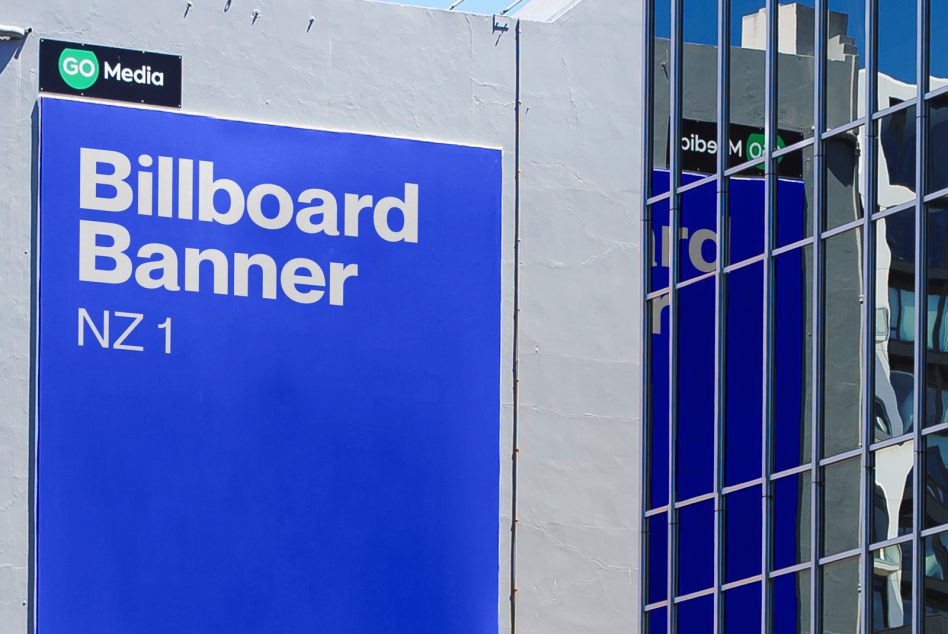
left=383, top=0, right=937, bottom=81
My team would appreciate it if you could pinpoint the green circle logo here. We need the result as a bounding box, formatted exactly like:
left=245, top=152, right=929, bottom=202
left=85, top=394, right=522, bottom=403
left=59, top=48, right=99, bottom=90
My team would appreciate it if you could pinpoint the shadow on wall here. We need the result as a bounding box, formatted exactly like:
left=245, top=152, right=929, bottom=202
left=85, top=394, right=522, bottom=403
left=0, top=30, right=30, bottom=74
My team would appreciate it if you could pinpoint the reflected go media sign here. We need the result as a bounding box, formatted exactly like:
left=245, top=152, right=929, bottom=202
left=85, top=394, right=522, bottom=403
left=672, top=119, right=805, bottom=177
left=39, top=39, right=182, bottom=107
left=37, top=98, right=501, bottom=633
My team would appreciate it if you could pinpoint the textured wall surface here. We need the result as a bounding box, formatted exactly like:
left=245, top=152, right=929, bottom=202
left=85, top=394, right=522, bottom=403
left=0, top=0, right=642, bottom=631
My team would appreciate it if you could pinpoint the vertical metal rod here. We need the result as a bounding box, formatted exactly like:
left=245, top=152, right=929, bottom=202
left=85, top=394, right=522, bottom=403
left=509, top=17, right=522, bottom=634
left=860, top=0, right=879, bottom=631
left=640, top=0, right=656, bottom=629
left=911, top=0, right=930, bottom=631
left=638, top=0, right=664, bottom=632
left=761, top=0, right=778, bottom=631
left=713, top=0, right=730, bottom=631
left=811, top=0, right=829, bottom=631
left=667, top=0, right=684, bottom=629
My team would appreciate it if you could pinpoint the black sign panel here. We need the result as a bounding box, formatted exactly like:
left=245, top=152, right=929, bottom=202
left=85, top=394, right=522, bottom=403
left=671, top=119, right=805, bottom=178
left=39, top=39, right=181, bottom=108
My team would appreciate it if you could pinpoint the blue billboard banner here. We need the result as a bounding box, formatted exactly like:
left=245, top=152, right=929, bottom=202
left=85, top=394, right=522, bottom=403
left=37, top=97, right=502, bottom=633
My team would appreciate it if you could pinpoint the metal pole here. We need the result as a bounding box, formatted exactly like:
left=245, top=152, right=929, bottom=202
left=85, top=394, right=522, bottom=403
left=509, top=16, right=522, bottom=634
left=811, top=0, right=829, bottom=631
left=640, top=0, right=657, bottom=628
left=911, top=0, right=930, bottom=631
left=761, top=0, right=779, bottom=630
left=713, top=0, right=730, bottom=631
left=667, top=0, right=684, bottom=629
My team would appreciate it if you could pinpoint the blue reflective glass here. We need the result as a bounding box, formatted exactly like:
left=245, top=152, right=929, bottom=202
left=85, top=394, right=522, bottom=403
left=826, top=0, right=866, bottom=130
left=773, top=570, right=811, bottom=634
left=774, top=246, right=813, bottom=471
left=776, top=147, right=813, bottom=248
left=873, top=209, right=916, bottom=442
left=678, top=500, right=715, bottom=596
left=929, top=96, right=948, bottom=195
left=872, top=542, right=911, bottom=632
left=647, top=607, right=667, bottom=634
left=677, top=276, right=716, bottom=500
left=878, top=0, right=917, bottom=86
left=933, top=1, right=948, bottom=88
left=725, top=582, right=761, bottom=634
left=925, top=429, right=948, bottom=530
left=728, top=170, right=765, bottom=264
left=726, top=486, right=762, bottom=582
left=927, top=203, right=948, bottom=428
left=677, top=593, right=714, bottom=633
left=648, top=513, right=669, bottom=604
left=650, top=171, right=672, bottom=292
left=679, top=181, right=718, bottom=283
left=725, top=262, right=763, bottom=486
left=773, top=472, right=812, bottom=570
left=649, top=296, right=670, bottom=509
left=923, top=530, right=948, bottom=623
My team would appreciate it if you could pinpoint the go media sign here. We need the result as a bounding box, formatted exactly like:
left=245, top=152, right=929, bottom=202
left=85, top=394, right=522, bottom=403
left=37, top=98, right=501, bottom=633
left=40, top=39, right=181, bottom=107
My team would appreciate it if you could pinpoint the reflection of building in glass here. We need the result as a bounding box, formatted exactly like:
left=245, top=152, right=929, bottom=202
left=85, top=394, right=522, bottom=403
left=643, top=0, right=948, bottom=631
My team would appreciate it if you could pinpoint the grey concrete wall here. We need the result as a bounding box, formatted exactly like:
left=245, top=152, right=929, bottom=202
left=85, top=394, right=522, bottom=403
left=517, top=0, right=642, bottom=631
left=0, top=0, right=644, bottom=632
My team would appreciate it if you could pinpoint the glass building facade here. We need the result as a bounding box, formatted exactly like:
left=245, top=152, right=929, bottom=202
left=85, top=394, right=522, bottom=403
left=642, top=0, right=948, bottom=631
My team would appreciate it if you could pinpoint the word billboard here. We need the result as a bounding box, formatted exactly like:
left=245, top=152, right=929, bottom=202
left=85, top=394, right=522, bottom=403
left=37, top=98, right=502, bottom=633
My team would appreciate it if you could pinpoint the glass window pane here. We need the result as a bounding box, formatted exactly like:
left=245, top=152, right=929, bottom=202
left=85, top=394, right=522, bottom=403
left=826, top=0, right=865, bottom=130
left=824, top=126, right=866, bottom=231
left=929, top=95, right=948, bottom=195
left=923, top=530, right=948, bottom=627
left=650, top=0, right=671, bottom=177
left=677, top=593, right=713, bottom=633
left=679, top=179, right=718, bottom=283
left=725, top=582, right=761, bottom=634
left=877, top=0, right=917, bottom=89
left=728, top=162, right=766, bottom=264
left=682, top=0, right=719, bottom=154
left=650, top=195, right=672, bottom=293
left=773, top=569, right=811, bottom=634
left=926, top=429, right=948, bottom=530
left=930, top=0, right=948, bottom=92
left=649, top=296, right=670, bottom=509
left=823, top=228, right=865, bottom=457
left=678, top=499, right=715, bottom=596
left=878, top=104, right=918, bottom=210
left=871, top=442, right=914, bottom=544
left=776, top=144, right=815, bottom=248
left=648, top=513, right=669, bottom=605
left=822, top=556, right=862, bottom=633
left=872, top=541, right=912, bottom=632
left=777, top=1, right=816, bottom=140
left=774, top=245, right=814, bottom=471
left=725, top=262, right=763, bottom=486
left=729, top=0, right=767, bottom=161
left=773, top=471, right=812, bottom=570
left=874, top=208, right=916, bottom=442
left=726, top=485, right=762, bottom=582
left=677, top=277, right=716, bottom=500
left=647, top=607, right=667, bottom=634
left=927, top=201, right=948, bottom=427
left=823, top=458, right=861, bottom=556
